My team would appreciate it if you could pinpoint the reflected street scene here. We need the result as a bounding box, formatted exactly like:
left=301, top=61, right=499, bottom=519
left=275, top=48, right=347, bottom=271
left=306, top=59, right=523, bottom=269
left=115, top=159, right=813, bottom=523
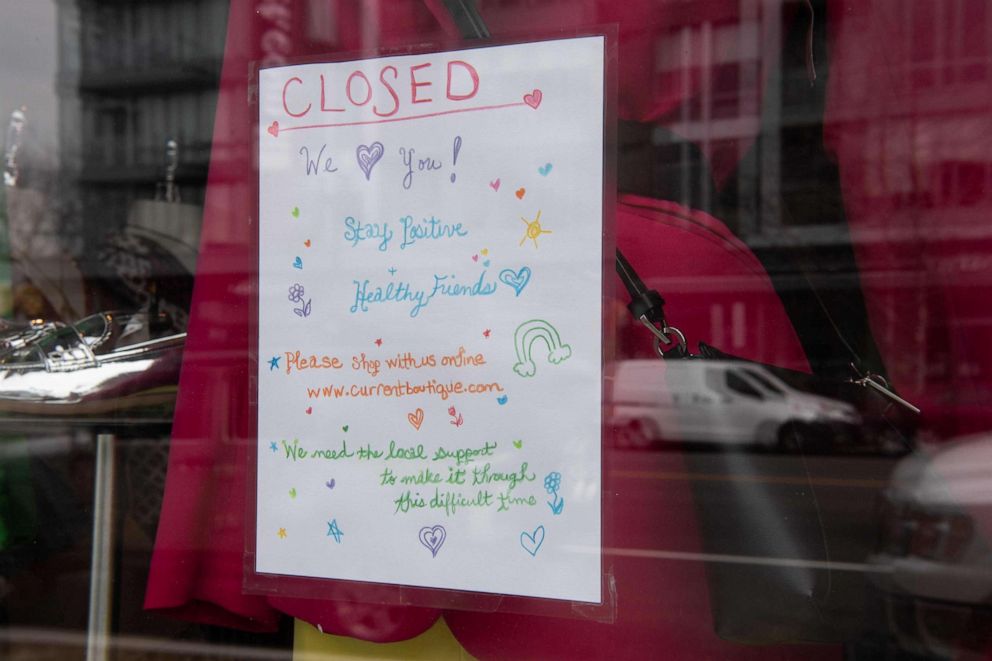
left=611, top=358, right=863, bottom=452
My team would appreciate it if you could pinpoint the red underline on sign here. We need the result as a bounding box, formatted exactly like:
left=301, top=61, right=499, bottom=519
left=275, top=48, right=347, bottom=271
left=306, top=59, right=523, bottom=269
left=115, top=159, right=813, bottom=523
left=279, top=101, right=530, bottom=132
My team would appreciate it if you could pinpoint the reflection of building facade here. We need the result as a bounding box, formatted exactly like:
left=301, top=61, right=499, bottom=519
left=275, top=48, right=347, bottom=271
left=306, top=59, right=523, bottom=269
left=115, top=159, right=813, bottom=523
left=478, top=0, right=989, bottom=391
left=53, top=0, right=992, bottom=384
left=56, top=0, right=229, bottom=254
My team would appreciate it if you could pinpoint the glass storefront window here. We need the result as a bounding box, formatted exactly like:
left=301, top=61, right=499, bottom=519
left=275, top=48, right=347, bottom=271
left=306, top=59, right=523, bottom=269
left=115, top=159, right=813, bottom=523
left=0, top=1, right=990, bottom=659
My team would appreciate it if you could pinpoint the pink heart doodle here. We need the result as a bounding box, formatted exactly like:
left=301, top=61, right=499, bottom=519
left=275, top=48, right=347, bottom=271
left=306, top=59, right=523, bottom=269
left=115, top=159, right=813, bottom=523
left=356, top=142, right=385, bottom=181
left=489, top=178, right=501, bottom=192
left=267, top=121, right=279, bottom=137
left=523, top=89, right=543, bottom=109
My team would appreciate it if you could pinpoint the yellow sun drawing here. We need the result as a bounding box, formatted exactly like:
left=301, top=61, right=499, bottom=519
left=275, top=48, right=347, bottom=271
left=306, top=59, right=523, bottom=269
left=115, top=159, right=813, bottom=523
left=519, top=210, right=552, bottom=248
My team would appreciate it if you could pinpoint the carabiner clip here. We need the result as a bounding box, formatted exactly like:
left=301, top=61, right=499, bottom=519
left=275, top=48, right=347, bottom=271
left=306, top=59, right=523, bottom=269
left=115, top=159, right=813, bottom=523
left=638, top=315, right=688, bottom=359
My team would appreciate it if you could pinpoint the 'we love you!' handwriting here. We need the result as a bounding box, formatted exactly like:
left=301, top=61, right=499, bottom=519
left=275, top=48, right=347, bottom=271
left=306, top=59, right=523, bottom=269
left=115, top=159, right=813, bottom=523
left=299, top=138, right=464, bottom=190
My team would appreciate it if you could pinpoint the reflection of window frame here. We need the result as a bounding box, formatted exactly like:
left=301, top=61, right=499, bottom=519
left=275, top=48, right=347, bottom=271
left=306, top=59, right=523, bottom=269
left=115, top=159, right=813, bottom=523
left=651, top=15, right=765, bottom=227
left=726, top=369, right=764, bottom=399
left=905, top=0, right=989, bottom=90
left=742, top=368, right=785, bottom=396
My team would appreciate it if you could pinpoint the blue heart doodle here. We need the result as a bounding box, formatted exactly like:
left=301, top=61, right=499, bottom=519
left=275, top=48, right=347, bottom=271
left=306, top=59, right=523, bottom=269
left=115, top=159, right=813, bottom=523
left=538, top=163, right=553, bottom=176
left=520, top=525, right=545, bottom=556
left=293, top=256, right=303, bottom=269
left=497, top=395, right=508, bottom=405
left=499, top=267, right=531, bottom=297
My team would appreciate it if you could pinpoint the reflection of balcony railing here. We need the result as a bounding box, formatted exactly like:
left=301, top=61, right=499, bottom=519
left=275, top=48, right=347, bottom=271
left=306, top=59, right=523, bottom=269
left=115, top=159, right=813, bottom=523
left=69, top=61, right=223, bottom=93
left=75, top=0, right=229, bottom=73
left=74, top=165, right=209, bottom=186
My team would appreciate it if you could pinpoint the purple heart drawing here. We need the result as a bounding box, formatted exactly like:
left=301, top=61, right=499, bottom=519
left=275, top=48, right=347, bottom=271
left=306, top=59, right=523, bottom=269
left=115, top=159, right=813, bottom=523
left=356, top=142, right=385, bottom=181
left=419, top=525, right=446, bottom=558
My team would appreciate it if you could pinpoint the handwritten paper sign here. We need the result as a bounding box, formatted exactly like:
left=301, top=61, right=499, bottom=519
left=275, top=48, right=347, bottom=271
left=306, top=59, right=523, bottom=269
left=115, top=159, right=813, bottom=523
left=256, top=36, right=604, bottom=603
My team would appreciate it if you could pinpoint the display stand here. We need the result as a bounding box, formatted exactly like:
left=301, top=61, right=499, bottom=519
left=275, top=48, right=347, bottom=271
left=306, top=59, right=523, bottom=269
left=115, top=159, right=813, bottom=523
left=86, top=432, right=115, bottom=661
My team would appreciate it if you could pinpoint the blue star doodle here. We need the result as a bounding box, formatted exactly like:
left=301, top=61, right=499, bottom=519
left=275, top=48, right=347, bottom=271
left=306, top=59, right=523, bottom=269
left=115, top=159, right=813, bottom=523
left=327, top=519, right=344, bottom=543
left=269, top=356, right=280, bottom=370
left=269, top=441, right=278, bottom=452
left=388, top=267, right=397, bottom=276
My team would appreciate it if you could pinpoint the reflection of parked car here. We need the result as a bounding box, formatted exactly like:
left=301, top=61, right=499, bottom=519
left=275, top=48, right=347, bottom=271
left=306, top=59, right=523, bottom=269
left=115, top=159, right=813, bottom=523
left=0, top=311, right=185, bottom=416
left=869, top=435, right=992, bottom=658
left=609, top=359, right=860, bottom=450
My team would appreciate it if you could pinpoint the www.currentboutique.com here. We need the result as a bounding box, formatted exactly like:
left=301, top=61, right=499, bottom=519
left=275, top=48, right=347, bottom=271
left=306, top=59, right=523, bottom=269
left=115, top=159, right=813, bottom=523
left=305, top=379, right=504, bottom=401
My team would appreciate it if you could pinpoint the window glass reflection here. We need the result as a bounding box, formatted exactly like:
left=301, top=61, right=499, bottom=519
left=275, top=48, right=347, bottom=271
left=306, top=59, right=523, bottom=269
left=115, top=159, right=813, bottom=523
left=0, top=1, right=988, bottom=660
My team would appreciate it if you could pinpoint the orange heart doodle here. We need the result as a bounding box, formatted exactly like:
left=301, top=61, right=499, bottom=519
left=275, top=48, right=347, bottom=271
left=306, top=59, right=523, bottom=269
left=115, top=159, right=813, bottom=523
left=515, top=187, right=526, bottom=200
left=407, top=408, right=424, bottom=430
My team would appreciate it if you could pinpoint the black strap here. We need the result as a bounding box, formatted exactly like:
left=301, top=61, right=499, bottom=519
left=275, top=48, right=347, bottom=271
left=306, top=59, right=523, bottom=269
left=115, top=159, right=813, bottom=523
left=441, top=0, right=491, bottom=38
left=615, top=249, right=666, bottom=325
left=616, top=249, right=689, bottom=358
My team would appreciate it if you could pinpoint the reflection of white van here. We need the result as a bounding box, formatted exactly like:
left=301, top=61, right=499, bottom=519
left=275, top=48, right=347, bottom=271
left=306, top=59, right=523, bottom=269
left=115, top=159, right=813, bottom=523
left=609, top=359, right=860, bottom=449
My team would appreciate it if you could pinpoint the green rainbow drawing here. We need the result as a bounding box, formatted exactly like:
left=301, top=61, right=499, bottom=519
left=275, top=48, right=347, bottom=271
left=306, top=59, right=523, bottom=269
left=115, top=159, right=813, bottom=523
left=512, top=319, right=572, bottom=377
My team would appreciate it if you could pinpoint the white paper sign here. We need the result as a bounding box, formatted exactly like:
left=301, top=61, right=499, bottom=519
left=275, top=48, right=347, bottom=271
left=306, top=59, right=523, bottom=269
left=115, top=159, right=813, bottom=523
left=256, top=36, right=604, bottom=603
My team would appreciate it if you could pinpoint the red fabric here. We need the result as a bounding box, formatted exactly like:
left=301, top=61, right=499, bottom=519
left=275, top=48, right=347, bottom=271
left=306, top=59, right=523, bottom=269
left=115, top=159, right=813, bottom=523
left=823, top=0, right=992, bottom=438
left=144, top=0, right=452, bottom=639
left=610, top=196, right=811, bottom=372
left=147, top=0, right=812, bottom=647
left=444, top=195, right=834, bottom=660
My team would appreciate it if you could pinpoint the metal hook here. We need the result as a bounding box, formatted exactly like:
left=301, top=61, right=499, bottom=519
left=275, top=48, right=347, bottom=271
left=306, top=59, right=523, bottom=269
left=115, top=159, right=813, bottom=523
left=638, top=315, right=688, bottom=359
left=848, top=363, right=920, bottom=414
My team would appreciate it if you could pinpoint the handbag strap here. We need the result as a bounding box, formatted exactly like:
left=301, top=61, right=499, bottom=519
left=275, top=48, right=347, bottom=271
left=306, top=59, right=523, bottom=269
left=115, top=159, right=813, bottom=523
left=616, top=248, right=918, bottom=412
left=615, top=249, right=687, bottom=357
